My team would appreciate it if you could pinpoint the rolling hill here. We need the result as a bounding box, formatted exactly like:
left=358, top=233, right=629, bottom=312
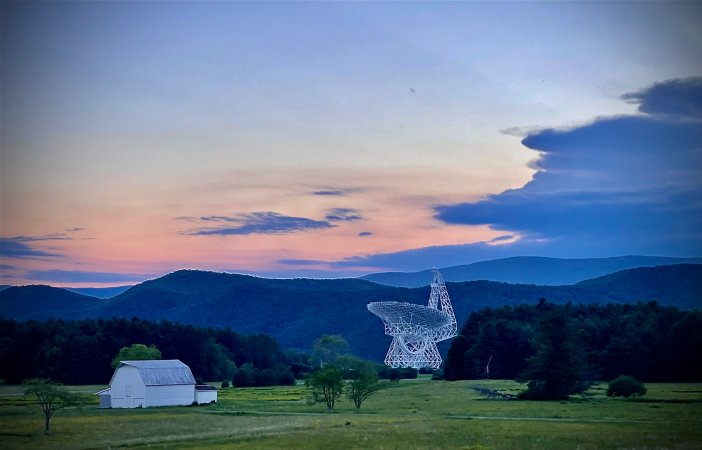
left=360, top=256, right=702, bottom=287
left=1, top=264, right=700, bottom=361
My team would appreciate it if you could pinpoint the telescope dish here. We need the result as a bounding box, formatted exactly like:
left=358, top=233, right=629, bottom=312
left=367, top=269, right=458, bottom=369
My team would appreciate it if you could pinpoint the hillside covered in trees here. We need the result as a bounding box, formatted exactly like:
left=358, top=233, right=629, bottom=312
left=1, top=265, right=700, bottom=362
left=444, top=301, right=702, bottom=383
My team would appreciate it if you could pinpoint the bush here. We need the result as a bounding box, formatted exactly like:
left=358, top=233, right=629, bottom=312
left=378, top=366, right=418, bottom=380
left=607, top=375, right=647, bottom=398
left=221, top=380, right=229, bottom=388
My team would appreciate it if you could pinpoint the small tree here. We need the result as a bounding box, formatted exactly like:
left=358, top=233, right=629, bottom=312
left=305, top=364, right=344, bottom=410
left=345, top=358, right=381, bottom=409
left=111, top=343, right=161, bottom=368
left=607, top=375, right=647, bottom=398
left=23, top=378, right=79, bottom=433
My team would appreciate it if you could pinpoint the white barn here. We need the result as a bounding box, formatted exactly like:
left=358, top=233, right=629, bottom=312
left=96, top=359, right=217, bottom=408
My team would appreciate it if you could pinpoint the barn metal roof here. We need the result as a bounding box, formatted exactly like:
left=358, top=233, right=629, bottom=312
left=119, top=359, right=196, bottom=386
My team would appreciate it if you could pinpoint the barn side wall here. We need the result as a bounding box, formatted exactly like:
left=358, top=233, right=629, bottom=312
left=110, top=366, right=146, bottom=408
left=144, top=384, right=195, bottom=407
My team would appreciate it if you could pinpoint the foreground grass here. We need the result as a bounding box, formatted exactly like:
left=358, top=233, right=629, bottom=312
left=1, top=378, right=701, bottom=449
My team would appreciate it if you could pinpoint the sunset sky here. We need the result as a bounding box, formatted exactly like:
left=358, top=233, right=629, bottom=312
left=2, top=2, right=701, bottom=286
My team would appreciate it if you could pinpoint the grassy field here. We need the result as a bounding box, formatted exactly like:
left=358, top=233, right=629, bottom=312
left=1, top=377, right=701, bottom=449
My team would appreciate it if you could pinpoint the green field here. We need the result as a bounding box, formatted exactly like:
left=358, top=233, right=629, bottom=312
left=1, top=378, right=701, bottom=449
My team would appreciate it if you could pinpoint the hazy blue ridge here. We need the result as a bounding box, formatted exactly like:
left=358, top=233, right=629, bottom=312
left=64, top=285, right=134, bottom=299
left=360, top=255, right=702, bottom=287
left=1, top=264, right=700, bottom=361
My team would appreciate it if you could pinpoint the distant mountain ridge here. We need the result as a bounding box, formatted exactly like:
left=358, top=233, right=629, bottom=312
left=1, top=264, right=700, bottom=361
left=360, top=256, right=702, bottom=287
left=64, top=285, right=133, bottom=298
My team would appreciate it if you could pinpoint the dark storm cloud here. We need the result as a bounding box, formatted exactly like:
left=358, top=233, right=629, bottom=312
left=185, top=212, right=335, bottom=236
left=621, top=76, right=702, bottom=119
left=433, top=76, right=702, bottom=257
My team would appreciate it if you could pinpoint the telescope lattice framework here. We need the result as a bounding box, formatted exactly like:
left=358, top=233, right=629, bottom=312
left=367, top=269, right=457, bottom=369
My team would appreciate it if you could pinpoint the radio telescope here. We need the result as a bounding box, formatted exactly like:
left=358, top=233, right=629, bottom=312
left=367, top=269, right=457, bottom=369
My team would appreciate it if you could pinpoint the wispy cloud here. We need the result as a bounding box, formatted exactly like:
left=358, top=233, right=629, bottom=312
left=313, top=190, right=346, bottom=196
left=0, top=237, right=64, bottom=259
left=325, top=208, right=364, bottom=222
left=185, top=211, right=335, bottom=236
left=311, top=187, right=362, bottom=197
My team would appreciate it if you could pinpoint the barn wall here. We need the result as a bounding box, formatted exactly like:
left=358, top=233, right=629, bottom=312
left=110, top=366, right=146, bottom=408
left=144, top=384, right=195, bottom=407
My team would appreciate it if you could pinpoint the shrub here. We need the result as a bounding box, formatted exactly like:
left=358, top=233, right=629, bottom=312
left=221, top=380, right=229, bottom=388
left=607, top=375, right=647, bottom=398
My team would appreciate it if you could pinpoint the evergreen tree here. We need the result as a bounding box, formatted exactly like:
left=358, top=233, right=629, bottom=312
left=519, top=307, right=584, bottom=400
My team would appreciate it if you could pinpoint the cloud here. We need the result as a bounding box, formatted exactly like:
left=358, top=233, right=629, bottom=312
left=0, top=237, right=64, bottom=259
left=313, top=190, right=346, bottom=196
left=185, top=211, right=335, bottom=236
left=324, top=239, right=569, bottom=272
left=325, top=208, right=364, bottom=222
left=621, top=76, right=702, bottom=119
left=358, top=231, right=373, bottom=237
left=0, top=264, right=17, bottom=271
left=312, top=188, right=361, bottom=196
left=434, top=76, right=702, bottom=258
left=24, top=269, right=149, bottom=283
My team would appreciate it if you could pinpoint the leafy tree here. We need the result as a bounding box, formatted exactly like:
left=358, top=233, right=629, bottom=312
left=111, top=343, right=162, bottom=368
left=305, top=364, right=344, bottom=410
left=23, top=378, right=79, bottom=433
left=344, top=358, right=381, bottom=409
left=607, top=375, right=647, bottom=397
left=311, top=335, right=349, bottom=368
left=519, top=308, right=584, bottom=400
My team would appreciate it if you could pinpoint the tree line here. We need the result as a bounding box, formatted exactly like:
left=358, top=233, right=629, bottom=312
left=0, top=317, right=304, bottom=386
left=444, top=300, right=702, bottom=384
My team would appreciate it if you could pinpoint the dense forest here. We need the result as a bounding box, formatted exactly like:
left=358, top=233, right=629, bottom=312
left=444, top=301, right=702, bottom=382
left=0, top=318, right=307, bottom=386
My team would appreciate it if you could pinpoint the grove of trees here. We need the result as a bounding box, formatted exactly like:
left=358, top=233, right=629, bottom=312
left=0, top=317, right=301, bottom=386
left=444, top=301, right=702, bottom=385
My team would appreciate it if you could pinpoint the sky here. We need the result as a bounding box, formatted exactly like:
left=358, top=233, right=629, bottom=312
left=1, top=1, right=701, bottom=286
